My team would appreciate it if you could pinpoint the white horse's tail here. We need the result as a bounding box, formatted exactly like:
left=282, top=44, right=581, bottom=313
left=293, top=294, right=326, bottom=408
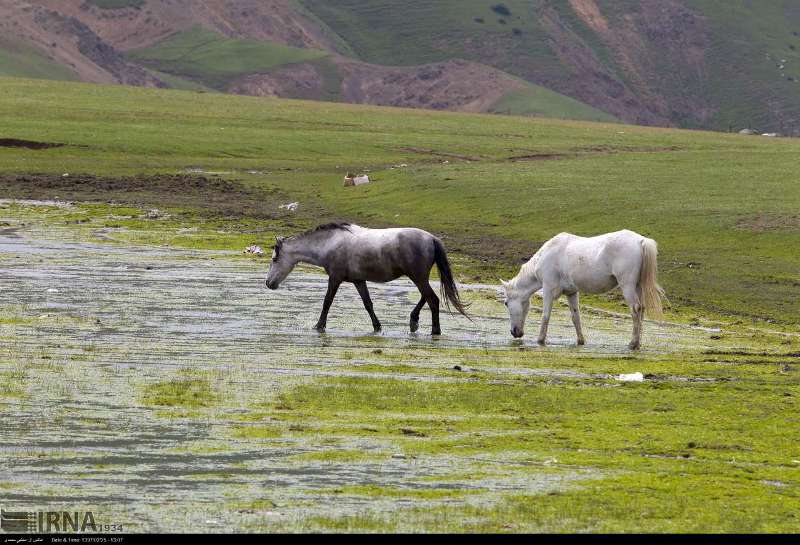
left=640, top=238, right=665, bottom=320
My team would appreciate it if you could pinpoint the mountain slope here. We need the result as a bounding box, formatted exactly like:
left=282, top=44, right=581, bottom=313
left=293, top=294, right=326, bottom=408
left=1, top=0, right=799, bottom=132
left=298, top=0, right=800, bottom=132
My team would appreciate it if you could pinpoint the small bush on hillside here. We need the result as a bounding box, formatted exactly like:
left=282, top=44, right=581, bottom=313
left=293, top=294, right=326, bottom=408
left=492, top=4, right=512, bottom=17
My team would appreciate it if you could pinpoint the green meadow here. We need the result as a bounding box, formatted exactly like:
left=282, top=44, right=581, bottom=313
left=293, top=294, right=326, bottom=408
left=1, top=76, right=799, bottom=532
left=2, top=76, right=799, bottom=322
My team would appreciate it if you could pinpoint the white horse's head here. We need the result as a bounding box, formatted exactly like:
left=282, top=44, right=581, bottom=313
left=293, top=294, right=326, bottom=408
left=265, top=236, right=295, bottom=289
left=501, top=279, right=530, bottom=338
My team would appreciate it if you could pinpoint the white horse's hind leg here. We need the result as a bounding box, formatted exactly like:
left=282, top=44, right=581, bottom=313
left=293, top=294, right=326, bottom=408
left=621, top=283, right=643, bottom=349
left=537, top=285, right=560, bottom=345
left=566, top=292, right=585, bottom=345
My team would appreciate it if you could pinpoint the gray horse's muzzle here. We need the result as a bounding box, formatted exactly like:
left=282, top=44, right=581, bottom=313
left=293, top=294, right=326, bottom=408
left=511, top=327, right=524, bottom=338
left=266, top=280, right=278, bottom=290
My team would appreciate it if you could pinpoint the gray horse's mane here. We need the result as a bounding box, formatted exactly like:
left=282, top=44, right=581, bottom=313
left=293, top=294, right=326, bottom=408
left=294, top=222, right=352, bottom=240
left=275, top=222, right=352, bottom=257
left=307, top=222, right=352, bottom=235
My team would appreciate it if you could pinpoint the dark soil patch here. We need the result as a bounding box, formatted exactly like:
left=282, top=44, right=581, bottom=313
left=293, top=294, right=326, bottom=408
left=736, top=213, right=800, bottom=232
left=0, top=138, right=65, bottom=150
left=508, top=153, right=568, bottom=161
left=507, top=145, right=681, bottom=162
left=399, top=147, right=483, bottom=162
left=703, top=350, right=800, bottom=358
left=0, top=173, right=282, bottom=220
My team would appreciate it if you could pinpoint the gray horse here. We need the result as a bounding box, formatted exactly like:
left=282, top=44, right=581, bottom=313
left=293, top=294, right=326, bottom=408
left=265, top=223, right=469, bottom=334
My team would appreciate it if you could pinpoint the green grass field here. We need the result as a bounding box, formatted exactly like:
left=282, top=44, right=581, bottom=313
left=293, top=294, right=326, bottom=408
left=1, top=77, right=799, bottom=532
left=1, top=76, right=798, bottom=322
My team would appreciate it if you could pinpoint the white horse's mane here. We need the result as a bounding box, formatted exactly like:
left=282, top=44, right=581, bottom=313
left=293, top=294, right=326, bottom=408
left=507, top=250, right=541, bottom=292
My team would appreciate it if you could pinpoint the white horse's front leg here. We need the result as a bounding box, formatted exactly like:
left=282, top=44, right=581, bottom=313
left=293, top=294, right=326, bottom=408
left=566, top=292, right=585, bottom=345
left=537, top=286, right=560, bottom=345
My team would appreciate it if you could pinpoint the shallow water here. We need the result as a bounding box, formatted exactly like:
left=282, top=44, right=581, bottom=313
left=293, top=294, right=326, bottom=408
left=0, top=229, right=712, bottom=531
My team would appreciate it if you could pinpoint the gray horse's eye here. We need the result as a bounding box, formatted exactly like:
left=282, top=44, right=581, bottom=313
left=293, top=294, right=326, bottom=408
left=503, top=300, right=508, bottom=307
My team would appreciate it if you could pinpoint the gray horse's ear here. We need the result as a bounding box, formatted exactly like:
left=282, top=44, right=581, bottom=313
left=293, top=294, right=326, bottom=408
left=500, top=279, right=509, bottom=287
left=275, top=236, right=285, bottom=244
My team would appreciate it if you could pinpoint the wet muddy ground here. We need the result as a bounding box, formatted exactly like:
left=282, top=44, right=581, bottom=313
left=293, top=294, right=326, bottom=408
left=0, top=216, right=738, bottom=532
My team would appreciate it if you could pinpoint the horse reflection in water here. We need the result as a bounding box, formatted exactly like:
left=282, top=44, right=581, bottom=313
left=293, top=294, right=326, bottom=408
left=265, top=223, right=470, bottom=335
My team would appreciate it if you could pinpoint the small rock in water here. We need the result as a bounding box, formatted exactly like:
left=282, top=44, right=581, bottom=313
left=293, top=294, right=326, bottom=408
left=146, top=208, right=167, bottom=219
left=617, top=372, right=644, bottom=382
left=453, top=365, right=462, bottom=371
left=244, top=245, right=264, bottom=256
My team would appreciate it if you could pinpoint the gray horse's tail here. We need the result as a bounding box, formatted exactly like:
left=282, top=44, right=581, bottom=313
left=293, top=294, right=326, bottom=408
left=433, top=238, right=471, bottom=319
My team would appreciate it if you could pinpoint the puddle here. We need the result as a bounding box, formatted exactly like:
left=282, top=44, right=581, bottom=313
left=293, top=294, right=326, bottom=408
left=0, top=229, right=712, bottom=531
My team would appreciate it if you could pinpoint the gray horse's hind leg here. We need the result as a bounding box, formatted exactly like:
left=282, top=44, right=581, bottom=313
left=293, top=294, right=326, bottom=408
left=354, top=280, right=381, bottom=332
left=314, top=277, right=342, bottom=332
left=409, top=297, right=426, bottom=332
left=420, top=283, right=440, bottom=335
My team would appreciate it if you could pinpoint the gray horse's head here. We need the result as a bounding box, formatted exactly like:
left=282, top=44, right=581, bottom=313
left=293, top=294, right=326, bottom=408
left=501, top=279, right=529, bottom=338
left=265, top=237, right=294, bottom=289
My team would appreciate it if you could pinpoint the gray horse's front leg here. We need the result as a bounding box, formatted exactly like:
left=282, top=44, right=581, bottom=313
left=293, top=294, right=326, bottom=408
left=314, top=277, right=341, bottom=332
left=409, top=297, right=426, bottom=332
left=354, top=280, right=381, bottom=332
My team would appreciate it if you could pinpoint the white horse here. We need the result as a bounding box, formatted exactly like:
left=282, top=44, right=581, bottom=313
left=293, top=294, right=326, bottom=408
left=501, top=230, right=664, bottom=349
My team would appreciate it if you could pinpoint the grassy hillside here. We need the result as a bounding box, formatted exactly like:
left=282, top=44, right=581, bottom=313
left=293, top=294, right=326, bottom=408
left=300, top=0, right=800, bottom=132
left=489, top=84, right=618, bottom=122
left=3, top=1, right=800, bottom=131
left=128, top=23, right=612, bottom=120
left=0, top=37, right=78, bottom=81
left=1, top=76, right=799, bottom=323
left=127, top=26, right=330, bottom=89
left=298, top=0, right=564, bottom=70
left=685, top=0, right=800, bottom=131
